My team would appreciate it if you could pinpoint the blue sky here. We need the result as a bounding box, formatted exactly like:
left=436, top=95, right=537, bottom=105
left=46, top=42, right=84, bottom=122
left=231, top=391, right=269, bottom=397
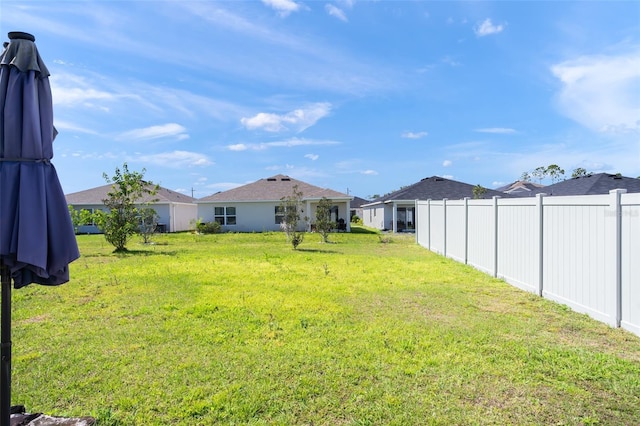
left=2, top=1, right=638, bottom=199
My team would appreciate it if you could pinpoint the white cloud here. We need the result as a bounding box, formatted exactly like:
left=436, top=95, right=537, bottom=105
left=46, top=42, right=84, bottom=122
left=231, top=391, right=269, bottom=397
left=54, top=120, right=99, bottom=135
left=551, top=48, right=640, bottom=134
left=401, top=131, right=428, bottom=139
left=117, top=123, right=189, bottom=141
left=262, top=0, right=301, bottom=16
left=227, top=144, right=248, bottom=151
left=443, top=160, right=452, bottom=167
left=51, top=73, right=117, bottom=107
left=226, top=137, right=339, bottom=151
left=326, top=4, right=348, bottom=22
left=241, top=102, right=332, bottom=133
left=474, top=19, right=505, bottom=37
left=305, top=153, right=319, bottom=161
left=137, top=150, right=212, bottom=167
left=475, top=127, right=517, bottom=134
left=361, top=170, right=378, bottom=175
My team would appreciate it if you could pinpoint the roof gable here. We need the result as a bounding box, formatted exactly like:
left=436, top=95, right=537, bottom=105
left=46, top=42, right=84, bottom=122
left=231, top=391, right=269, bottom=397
left=66, top=183, right=196, bottom=205
left=198, top=174, right=351, bottom=202
left=496, top=180, right=546, bottom=195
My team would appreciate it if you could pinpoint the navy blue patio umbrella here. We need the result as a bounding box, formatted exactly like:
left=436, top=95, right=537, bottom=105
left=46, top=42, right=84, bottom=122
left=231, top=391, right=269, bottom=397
left=0, top=31, right=80, bottom=424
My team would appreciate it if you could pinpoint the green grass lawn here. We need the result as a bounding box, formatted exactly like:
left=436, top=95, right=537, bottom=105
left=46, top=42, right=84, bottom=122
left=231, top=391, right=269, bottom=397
left=11, top=228, right=640, bottom=425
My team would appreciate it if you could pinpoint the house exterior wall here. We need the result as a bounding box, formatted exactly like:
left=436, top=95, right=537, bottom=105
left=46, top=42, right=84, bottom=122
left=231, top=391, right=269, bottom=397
left=168, top=203, right=198, bottom=232
left=363, top=202, right=417, bottom=232
left=69, top=202, right=196, bottom=234
left=363, top=204, right=391, bottom=230
left=416, top=191, right=640, bottom=337
left=197, top=200, right=350, bottom=233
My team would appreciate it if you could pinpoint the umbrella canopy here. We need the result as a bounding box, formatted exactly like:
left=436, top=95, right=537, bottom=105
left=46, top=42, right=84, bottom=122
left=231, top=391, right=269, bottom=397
left=0, top=31, right=80, bottom=424
left=0, top=32, right=79, bottom=287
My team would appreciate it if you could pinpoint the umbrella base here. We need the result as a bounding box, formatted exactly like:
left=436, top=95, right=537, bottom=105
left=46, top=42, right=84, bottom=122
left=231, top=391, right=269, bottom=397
left=10, top=406, right=95, bottom=426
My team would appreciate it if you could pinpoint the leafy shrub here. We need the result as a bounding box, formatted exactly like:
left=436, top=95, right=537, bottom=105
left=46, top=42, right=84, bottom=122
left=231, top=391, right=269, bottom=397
left=197, top=221, right=221, bottom=234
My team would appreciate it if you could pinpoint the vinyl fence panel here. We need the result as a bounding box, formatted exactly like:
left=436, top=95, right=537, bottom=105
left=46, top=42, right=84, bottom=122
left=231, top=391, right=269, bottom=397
left=445, top=199, right=467, bottom=263
left=466, top=199, right=496, bottom=276
left=542, top=194, right=614, bottom=326
left=496, top=196, right=541, bottom=294
left=621, top=192, right=640, bottom=335
left=415, top=190, right=640, bottom=337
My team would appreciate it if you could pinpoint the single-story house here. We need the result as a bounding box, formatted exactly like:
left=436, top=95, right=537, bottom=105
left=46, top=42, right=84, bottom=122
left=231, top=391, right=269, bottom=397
left=525, top=173, right=640, bottom=196
left=349, top=196, right=370, bottom=221
left=66, top=184, right=197, bottom=233
left=196, top=174, right=352, bottom=232
left=363, top=176, right=506, bottom=232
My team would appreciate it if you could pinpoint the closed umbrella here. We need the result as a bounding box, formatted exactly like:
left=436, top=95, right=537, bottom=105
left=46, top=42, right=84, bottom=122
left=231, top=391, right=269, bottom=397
left=0, top=31, right=80, bottom=424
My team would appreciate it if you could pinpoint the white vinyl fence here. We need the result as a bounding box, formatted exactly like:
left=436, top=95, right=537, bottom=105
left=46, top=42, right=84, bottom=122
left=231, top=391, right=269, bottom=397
left=416, top=190, right=640, bottom=337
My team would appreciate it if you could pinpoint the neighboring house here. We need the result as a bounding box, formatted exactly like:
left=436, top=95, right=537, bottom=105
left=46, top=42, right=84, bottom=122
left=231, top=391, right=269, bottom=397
left=525, top=173, right=640, bottom=196
left=196, top=174, right=352, bottom=232
left=66, top=184, right=197, bottom=233
left=349, top=196, right=370, bottom=222
left=496, top=180, right=546, bottom=196
left=363, top=176, right=506, bottom=232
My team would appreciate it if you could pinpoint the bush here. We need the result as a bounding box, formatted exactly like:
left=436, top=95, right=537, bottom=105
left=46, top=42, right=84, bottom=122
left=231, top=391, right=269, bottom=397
left=197, top=221, right=221, bottom=234
left=351, top=215, right=362, bottom=225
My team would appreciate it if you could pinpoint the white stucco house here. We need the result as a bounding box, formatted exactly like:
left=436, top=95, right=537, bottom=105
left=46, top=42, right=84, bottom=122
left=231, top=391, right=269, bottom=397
left=66, top=184, right=197, bottom=233
left=363, top=176, right=506, bottom=233
left=196, top=174, right=352, bottom=232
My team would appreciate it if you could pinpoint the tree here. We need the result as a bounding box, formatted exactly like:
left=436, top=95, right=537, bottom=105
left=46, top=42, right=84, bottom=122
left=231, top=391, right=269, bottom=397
left=532, top=166, right=547, bottom=183
left=315, top=197, right=335, bottom=243
left=472, top=184, right=487, bottom=199
left=279, top=184, right=306, bottom=249
left=94, top=163, right=158, bottom=252
left=520, top=172, right=531, bottom=182
left=68, top=205, right=93, bottom=234
left=138, top=207, right=160, bottom=244
left=546, top=164, right=565, bottom=183
left=571, top=167, right=590, bottom=178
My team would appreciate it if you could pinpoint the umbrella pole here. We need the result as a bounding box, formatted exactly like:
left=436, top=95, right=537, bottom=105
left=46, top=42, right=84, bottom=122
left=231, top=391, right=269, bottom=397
left=0, top=261, right=10, bottom=426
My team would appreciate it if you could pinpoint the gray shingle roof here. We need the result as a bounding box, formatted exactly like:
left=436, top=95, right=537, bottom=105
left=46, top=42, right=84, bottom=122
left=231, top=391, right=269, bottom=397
left=350, top=196, right=371, bottom=208
left=496, top=180, right=546, bottom=196
left=197, top=174, right=351, bottom=202
left=527, top=173, right=640, bottom=196
left=66, top=184, right=196, bottom=204
left=369, top=176, right=507, bottom=203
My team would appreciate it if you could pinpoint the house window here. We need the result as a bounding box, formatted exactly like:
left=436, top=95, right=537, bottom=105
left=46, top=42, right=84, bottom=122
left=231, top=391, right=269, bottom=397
left=275, top=206, right=285, bottom=224
left=275, top=205, right=297, bottom=224
left=214, top=206, right=236, bottom=225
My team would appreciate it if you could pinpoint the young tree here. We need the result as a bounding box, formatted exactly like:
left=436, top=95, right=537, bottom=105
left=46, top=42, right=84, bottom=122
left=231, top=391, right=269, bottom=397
left=68, top=205, right=94, bottom=234
left=138, top=207, right=160, bottom=244
left=279, top=185, right=306, bottom=249
left=94, top=163, right=158, bottom=252
left=315, top=197, right=335, bottom=243
left=520, top=171, right=531, bottom=182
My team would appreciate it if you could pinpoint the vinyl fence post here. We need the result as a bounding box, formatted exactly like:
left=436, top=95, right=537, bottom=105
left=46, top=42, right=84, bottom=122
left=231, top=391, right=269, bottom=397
left=493, top=196, right=500, bottom=278
left=427, top=199, right=431, bottom=250
left=536, top=193, right=546, bottom=297
left=609, top=189, right=625, bottom=328
left=443, top=198, right=448, bottom=258
left=464, top=197, right=470, bottom=265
